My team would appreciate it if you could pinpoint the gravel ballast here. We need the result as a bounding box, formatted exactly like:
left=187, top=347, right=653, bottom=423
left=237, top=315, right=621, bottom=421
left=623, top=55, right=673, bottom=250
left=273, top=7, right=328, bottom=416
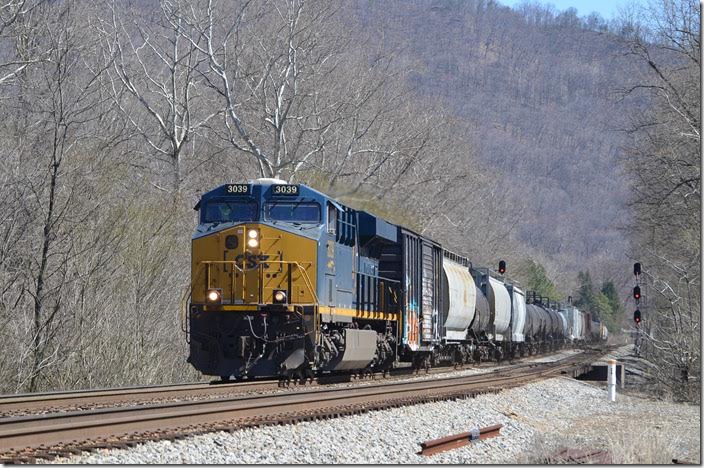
left=41, top=370, right=700, bottom=464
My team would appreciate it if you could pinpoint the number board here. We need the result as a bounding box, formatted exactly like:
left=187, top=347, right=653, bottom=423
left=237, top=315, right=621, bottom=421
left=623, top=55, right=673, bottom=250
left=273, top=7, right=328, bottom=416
left=226, top=184, right=250, bottom=194
left=271, top=184, right=299, bottom=196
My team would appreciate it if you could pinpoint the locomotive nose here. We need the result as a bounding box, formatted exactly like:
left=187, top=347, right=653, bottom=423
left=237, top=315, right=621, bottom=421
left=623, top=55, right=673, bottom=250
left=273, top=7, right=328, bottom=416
left=190, top=223, right=317, bottom=308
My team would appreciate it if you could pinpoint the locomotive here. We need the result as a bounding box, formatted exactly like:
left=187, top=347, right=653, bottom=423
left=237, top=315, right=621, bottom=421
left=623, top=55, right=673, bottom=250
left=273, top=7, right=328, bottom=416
left=184, top=179, right=606, bottom=380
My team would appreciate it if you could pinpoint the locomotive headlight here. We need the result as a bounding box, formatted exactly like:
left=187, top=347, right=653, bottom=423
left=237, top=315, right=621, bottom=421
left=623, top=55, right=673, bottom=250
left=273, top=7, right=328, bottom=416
left=247, top=237, right=259, bottom=248
left=247, top=229, right=259, bottom=239
left=273, top=289, right=287, bottom=304
left=206, top=289, right=222, bottom=303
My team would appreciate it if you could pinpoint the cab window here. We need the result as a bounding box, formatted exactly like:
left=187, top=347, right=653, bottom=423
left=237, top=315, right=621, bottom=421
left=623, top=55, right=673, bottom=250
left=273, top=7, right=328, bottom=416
left=203, top=200, right=258, bottom=223
left=266, top=202, right=321, bottom=223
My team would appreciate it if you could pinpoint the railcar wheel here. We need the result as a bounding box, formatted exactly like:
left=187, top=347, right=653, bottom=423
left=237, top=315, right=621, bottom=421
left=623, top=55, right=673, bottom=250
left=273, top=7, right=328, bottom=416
left=279, top=372, right=293, bottom=387
left=493, top=347, right=503, bottom=363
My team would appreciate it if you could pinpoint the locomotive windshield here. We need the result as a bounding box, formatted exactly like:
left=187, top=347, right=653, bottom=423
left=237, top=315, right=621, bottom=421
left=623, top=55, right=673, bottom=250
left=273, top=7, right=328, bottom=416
left=203, top=200, right=258, bottom=223
left=266, top=201, right=320, bottom=223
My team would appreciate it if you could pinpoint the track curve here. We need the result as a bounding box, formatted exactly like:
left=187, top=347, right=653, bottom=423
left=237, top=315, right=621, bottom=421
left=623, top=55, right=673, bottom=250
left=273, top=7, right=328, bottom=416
left=0, top=347, right=611, bottom=463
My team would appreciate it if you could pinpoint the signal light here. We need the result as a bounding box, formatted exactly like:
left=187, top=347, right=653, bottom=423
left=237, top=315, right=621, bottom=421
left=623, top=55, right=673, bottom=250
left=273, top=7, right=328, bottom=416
left=498, top=260, right=506, bottom=275
left=634, top=262, right=641, bottom=276
left=634, top=309, right=641, bottom=323
left=633, top=286, right=641, bottom=300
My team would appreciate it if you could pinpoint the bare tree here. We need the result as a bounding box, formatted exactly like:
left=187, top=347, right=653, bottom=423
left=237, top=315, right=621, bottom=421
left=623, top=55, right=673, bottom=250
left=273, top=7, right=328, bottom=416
left=0, top=1, right=120, bottom=392
left=0, top=0, right=45, bottom=88
left=618, top=0, right=700, bottom=401
left=637, top=259, right=700, bottom=400
left=170, top=0, right=338, bottom=179
left=94, top=0, right=219, bottom=195
left=172, top=0, right=437, bottom=192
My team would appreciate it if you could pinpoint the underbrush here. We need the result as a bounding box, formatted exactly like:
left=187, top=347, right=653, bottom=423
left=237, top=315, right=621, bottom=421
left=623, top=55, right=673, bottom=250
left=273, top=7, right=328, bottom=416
left=521, top=427, right=680, bottom=464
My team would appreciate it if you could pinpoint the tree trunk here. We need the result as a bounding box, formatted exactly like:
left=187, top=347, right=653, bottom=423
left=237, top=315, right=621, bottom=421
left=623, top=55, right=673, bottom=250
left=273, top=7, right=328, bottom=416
left=29, top=155, right=60, bottom=392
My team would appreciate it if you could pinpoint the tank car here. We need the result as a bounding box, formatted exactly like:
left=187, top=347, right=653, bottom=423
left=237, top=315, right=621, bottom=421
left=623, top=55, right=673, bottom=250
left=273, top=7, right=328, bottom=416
left=470, top=268, right=514, bottom=361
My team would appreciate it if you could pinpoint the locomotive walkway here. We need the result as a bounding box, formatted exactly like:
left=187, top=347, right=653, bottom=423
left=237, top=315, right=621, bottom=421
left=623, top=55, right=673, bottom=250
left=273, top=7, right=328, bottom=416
left=0, top=348, right=610, bottom=463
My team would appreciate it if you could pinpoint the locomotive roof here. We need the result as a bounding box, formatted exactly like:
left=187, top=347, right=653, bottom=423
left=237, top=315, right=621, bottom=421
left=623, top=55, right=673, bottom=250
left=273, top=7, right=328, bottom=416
left=195, top=180, right=418, bottom=236
left=194, top=180, right=341, bottom=211
left=194, top=180, right=477, bottom=275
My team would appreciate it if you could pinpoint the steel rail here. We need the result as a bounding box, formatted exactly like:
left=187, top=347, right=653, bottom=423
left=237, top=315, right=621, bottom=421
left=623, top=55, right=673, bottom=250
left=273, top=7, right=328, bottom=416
left=0, top=381, right=272, bottom=415
left=0, top=349, right=600, bottom=457
left=419, top=423, right=504, bottom=456
left=0, top=348, right=579, bottom=416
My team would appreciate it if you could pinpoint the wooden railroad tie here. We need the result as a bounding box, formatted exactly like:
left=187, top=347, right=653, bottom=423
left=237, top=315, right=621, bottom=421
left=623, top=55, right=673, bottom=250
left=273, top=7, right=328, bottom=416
left=546, top=447, right=613, bottom=464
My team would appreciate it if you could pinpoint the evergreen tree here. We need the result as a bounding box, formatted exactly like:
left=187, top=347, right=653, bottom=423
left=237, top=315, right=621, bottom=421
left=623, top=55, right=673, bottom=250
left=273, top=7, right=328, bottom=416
left=574, top=271, right=595, bottom=309
left=522, top=259, right=558, bottom=300
left=573, top=272, right=622, bottom=332
left=600, top=280, right=624, bottom=331
left=593, top=291, right=615, bottom=331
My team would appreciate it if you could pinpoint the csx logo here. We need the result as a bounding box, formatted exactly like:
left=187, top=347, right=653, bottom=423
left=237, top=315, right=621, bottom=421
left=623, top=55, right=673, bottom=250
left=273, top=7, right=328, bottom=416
left=235, top=253, right=270, bottom=270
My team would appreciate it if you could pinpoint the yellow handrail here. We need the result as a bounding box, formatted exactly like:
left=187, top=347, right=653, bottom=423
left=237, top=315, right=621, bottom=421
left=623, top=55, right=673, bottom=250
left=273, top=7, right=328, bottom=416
left=260, top=260, right=319, bottom=304
left=197, top=259, right=320, bottom=344
left=199, top=260, right=318, bottom=304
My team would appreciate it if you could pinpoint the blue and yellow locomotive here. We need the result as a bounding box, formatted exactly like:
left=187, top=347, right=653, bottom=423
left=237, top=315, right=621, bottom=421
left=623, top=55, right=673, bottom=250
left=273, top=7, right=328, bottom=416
left=187, top=178, right=424, bottom=380
left=186, top=179, right=603, bottom=380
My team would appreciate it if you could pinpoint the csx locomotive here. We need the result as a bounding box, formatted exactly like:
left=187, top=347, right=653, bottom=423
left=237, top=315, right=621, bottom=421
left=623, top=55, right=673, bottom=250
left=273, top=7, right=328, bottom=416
left=185, top=179, right=606, bottom=380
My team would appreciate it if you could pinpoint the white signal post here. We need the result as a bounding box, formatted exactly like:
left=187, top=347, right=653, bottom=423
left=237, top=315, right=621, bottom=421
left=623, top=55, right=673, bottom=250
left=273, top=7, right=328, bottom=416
left=607, top=359, right=617, bottom=402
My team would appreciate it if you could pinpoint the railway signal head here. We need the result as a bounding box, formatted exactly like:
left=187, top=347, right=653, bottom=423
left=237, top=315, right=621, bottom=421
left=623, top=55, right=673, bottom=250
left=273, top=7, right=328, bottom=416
left=498, top=260, right=506, bottom=275
left=634, top=309, right=641, bottom=324
left=634, top=262, right=641, bottom=276
left=633, top=285, right=641, bottom=300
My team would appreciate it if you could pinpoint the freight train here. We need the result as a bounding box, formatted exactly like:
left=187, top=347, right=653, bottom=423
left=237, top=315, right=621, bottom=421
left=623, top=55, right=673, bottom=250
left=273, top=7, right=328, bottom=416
left=184, top=179, right=607, bottom=380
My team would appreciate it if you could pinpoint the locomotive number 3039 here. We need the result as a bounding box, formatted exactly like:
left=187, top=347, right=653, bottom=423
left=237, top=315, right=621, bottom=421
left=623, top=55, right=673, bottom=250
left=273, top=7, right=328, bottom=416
left=272, top=185, right=299, bottom=195
left=226, top=184, right=250, bottom=194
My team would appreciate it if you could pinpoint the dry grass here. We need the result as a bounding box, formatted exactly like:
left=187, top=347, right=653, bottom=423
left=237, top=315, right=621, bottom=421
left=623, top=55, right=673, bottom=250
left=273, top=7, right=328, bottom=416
left=604, top=426, right=680, bottom=464
left=521, top=426, right=685, bottom=464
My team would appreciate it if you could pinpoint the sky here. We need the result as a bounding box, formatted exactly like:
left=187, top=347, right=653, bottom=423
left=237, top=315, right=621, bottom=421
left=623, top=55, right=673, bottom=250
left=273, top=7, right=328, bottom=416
left=496, top=0, right=641, bottom=21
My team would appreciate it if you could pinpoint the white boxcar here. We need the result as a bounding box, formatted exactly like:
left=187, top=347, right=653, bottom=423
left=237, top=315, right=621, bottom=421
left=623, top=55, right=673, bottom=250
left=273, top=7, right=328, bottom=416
left=558, top=311, right=569, bottom=338
left=601, top=323, right=609, bottom=341
left=441, top=259, right=476, bottom=340
left=511, top=287, right=527, bottom=342
left=563, top=306, right=583, bottom=341
left=487, top=277, right=511, bottom=340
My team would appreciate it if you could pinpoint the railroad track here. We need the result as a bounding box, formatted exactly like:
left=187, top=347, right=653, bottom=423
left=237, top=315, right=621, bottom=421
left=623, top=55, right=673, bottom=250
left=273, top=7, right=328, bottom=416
left=0, top=347, right=609, bottom=463
left=0, top=348, right=578, bottom=418
left=0, top=381, right=271, bottom=418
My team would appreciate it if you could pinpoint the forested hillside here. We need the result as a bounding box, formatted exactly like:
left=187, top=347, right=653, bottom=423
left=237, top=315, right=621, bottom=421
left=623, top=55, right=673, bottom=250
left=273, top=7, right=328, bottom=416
left=345, top=0, right=640, bottom=287
left=0, top=0, right=696, bottom=395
